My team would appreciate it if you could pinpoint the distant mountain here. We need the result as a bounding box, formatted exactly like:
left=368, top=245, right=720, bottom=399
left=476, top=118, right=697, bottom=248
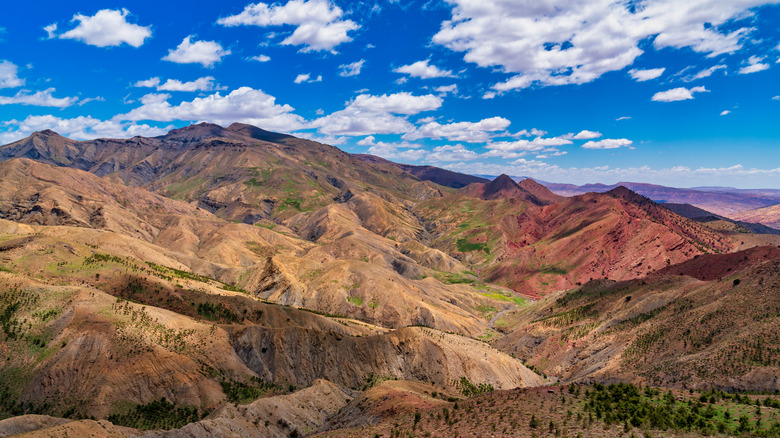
left=663, top=202, right=780, bottom=234
left=539, top=181, right=780, bottom=217
left=732, top=203, right=780, bottom=230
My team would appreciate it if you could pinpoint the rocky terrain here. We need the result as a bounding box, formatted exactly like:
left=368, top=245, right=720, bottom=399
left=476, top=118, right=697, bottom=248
left=0, top=123, right=779, bottom=437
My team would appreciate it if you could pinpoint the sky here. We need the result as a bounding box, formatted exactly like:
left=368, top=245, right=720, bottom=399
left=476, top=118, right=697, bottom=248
left=1, top=0, right=779, bottom=188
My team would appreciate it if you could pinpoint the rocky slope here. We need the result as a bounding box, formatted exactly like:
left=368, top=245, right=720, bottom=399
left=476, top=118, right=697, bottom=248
left=493, top=246, right=780, bottom=392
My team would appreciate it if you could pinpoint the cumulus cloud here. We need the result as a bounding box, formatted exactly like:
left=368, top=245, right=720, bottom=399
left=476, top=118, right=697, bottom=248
left=572, top=130, right=602, bottom=140
left=163, top=36, right=230, bottom=67
left=46, top=9, right=151, bottom=48
left=738, top=55, right=770, bottom=74
left=133, top=76, right=222, bottom=92
left=366, top=141, right=427, bottom=162
left=338, top=59, right=364, bottom=77
left=433, top=0, right=770, bottom=92
left=426, top=144, right=480, bottom=162
left=403, top=117, right=511, bottom=143
left=720, top=110, right=731, bottom=115
left=0, top=88, right=79, bottom=108
left=483, top=136, right=573, bottom=159
left=652, top=86, right=708, bottom=102
left=394, top=59, right=455, bottom=79
left=1, top=114, right=169, bottom=144
left=0, top=61, right=24, bottom=88
left=309, top=92, right=442, bottom=136
left=218, top=0, right=358, bottom=52
left=248, top=54, right=271, bottom=62
left=434, top=84, right=458, bottom=95
left=581, top=138, right=633, bottom=149
left=117, top=87, right=305, bottom=132
left=628, top=68, right=665, bottom=82
left=294, top=73, right=322, bottom=83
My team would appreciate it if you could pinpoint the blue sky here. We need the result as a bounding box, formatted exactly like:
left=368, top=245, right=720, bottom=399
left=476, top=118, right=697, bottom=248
left=1, top=0, right=779, bottom=188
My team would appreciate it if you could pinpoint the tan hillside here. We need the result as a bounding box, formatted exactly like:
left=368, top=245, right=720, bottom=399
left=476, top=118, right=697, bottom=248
left=731, top=203, right=780, bottom=230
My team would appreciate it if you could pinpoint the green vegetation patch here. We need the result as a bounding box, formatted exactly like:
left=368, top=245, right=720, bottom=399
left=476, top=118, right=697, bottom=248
left=456, top=238, right=489, bottom=253
left=535, top=304, right=596, bottom=328
left=221, top=377, right=289, bottom=404
left=455, top=377, right=494, bottom=397
left=584, top=382, right=780, bottom=436
left=195, top=302, right=239, bottom=323
left=107, top=398, right=201, bottom=431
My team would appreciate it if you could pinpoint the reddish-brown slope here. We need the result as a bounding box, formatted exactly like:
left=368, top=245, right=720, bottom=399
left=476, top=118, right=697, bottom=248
left=651, top=244, right=780, bottom=281
left=518, top=178, right=566, bottom=205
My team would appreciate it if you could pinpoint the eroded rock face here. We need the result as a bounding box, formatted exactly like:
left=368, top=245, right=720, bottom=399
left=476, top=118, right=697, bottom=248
left=230, top=325, right=542, bottom=391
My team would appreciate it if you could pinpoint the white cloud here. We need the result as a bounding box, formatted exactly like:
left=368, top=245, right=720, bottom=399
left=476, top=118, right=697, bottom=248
left=133, top=76, right=222, bottom=92
left=686, top=64, right=727, bottom=81
left=366, top=141, right=427, bottom=161
left=357, top=135, right=376, bottom=146
left=0, top=61, right=24, bottom=88
left=163, top=36, right=230, bottom=68
left=434, top=84, right=458, bottom=95
left=628, top=68, right=665, bottom=82
left=249, top=54, right=271, bottom=62
left=309, top=92, right=442, bottom=136
left=394, top=59, right=454, bottom=79
left=426, top=144, right=479, bottom=162
left=294, top=73, right=322, bottom=83
left=773, top=95, right=780, bottom=100
left=433, top=0, right=771, bottom=92
left=349, top=93, right=442, bottom=115
left=572, top=130, right=602, bottom=140
left=338, top=59, right=364, bottom=77
left=581, top=138, right=633, bottom=149
left=720, top=110, right=731, bottom=116
left=1, top=114, right=169, bottom=144
left=738, top=55, right=770, bottom=74
left=293, top=131, right=346, bottom=145
left=484, top=136, right=573, bottom=159
left=117, top=87, right=305, bottom=132
left=404, top=116, right=511, bottom=143
left=78, top=96, right=105, bottom=106
left=47, top=9, right=151, bottom=48
left=0, top=88, right=79, bottom=108
left=652, top=86, right=709, bottom=102
left=218, top=0, right=358, bottom=52
left=616, top=116, right=631, bottom=121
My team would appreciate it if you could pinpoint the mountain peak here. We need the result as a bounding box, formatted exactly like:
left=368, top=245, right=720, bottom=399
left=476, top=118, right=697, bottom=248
left=480, top=174, right=523, bottom=200
left=32, top=129, right=64, bottom=138
left=226, top=123, right=293, bottom=143
left=606, top=185, right=655, bottom=206
left=518, top=178, right=566, bottom=205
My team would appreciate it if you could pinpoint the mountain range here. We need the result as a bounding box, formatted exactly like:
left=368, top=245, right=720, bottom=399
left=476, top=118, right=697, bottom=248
left=0, top=123, right=778, bottom=437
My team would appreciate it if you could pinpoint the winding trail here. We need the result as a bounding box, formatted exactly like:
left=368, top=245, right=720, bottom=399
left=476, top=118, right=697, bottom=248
left=488, top=308, right=513, bottom=330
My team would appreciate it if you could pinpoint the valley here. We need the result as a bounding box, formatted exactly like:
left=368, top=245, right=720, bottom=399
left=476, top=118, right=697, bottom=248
left=0, top=124, right=778, bottom=437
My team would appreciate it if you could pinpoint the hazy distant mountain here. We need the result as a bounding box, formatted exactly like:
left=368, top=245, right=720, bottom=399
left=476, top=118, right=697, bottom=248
left=539, top=181, right=780, bottom=217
